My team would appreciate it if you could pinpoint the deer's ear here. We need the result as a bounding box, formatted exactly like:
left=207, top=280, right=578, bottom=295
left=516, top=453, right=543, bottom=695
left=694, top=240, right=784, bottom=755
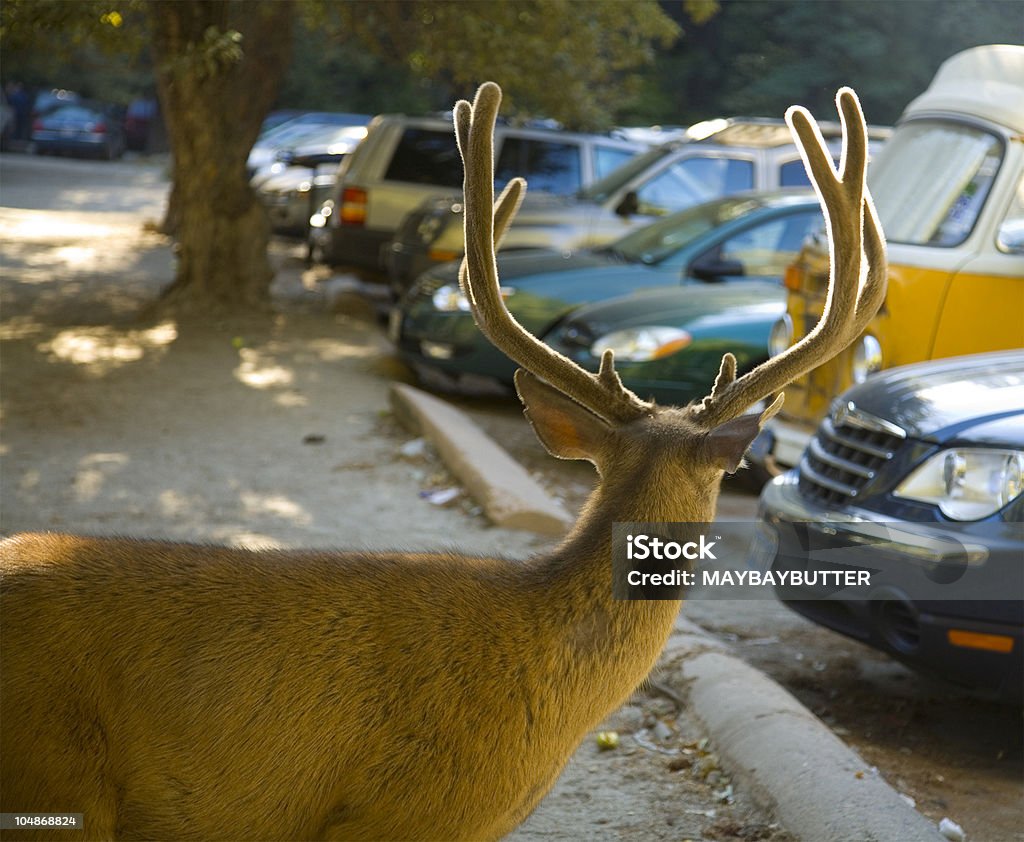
left=705, top=394, right=784, bottom=474
left=515, top=370, right=611, bottom=462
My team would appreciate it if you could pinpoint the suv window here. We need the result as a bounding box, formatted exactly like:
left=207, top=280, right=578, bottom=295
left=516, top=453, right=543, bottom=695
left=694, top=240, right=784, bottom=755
left=495, top=137, right=582, bottom=195
left=384, top=128, right=463, bottom=187
left=870, top=119, right=1003, bottom=247
left=594, top=144, right=639, bottom=180
left=779, top=159, right=812, bottom=187
left=635, top=156, right=754, bottom=216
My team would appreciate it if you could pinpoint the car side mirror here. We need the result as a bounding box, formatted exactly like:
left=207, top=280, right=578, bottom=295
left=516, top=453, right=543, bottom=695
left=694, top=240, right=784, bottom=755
left=689, top=255, right=745, bottom=282
left=614, top=190, right=639, bottom=218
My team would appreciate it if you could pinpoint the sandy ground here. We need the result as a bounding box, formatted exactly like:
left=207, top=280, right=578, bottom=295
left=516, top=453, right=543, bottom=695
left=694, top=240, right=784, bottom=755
left=0, top=160, right=792, bottom=840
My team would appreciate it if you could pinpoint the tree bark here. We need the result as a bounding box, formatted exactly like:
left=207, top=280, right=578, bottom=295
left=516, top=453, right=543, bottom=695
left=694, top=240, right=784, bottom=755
left=149, top=1, right=293, bottom=315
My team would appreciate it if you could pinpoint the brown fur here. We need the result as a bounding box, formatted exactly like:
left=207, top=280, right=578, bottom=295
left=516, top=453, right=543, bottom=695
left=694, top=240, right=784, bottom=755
left=0, top=82, right=884, bottom=841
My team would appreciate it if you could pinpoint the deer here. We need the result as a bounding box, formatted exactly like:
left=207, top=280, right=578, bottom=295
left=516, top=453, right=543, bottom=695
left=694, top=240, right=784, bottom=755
left=0, top=82, right=884, bottom=842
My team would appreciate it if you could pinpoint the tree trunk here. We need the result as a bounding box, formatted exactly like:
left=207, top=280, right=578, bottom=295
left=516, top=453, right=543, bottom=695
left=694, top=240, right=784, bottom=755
left=149, top=1, right=293, bottom=315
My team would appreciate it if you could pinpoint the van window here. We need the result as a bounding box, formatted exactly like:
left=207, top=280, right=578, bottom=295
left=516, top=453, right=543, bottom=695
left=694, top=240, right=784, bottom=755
left=384, top=128, right=463, bottom=187
left=495, top=138, right=582, bottom=195
left=634, top=156, right=754, bottom=216
left=870, top=120, right=1003, bottom=247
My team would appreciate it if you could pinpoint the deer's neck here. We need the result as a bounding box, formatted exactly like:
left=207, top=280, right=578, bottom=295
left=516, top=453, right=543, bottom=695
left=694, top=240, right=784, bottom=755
left=524, top=476, right=706, bottom=713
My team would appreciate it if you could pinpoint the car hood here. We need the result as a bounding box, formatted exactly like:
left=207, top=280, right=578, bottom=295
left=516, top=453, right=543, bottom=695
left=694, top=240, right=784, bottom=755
left=839, top=350, right=1024, bottom=443
left=558, top=282, right=785, bottom=334
left=421, top=247, right=627, bottom=286
left=252, top=166, right=317, bottom=192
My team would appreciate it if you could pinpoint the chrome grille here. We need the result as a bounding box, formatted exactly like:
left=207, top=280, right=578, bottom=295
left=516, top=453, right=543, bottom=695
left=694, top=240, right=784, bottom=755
left=798, top=410, right=906, bottom=506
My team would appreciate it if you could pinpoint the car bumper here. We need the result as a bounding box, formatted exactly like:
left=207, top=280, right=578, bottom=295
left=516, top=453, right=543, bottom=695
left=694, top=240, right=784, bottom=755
left=389, top=306, right=518, bottom=394
left=312, top=224, right=392, bottom=273
left=758, top=473, right=1024, bottom=700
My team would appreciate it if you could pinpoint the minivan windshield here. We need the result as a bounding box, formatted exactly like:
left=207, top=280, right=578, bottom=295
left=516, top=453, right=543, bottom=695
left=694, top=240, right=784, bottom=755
left=869, top=118, right=1003, bottom=247
left=604, top=194, right=771, bottom=265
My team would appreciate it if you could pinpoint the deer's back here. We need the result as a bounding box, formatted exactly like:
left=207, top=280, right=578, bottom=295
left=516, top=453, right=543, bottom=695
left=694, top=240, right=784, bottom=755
left=0, top=533, right=606, bottom=840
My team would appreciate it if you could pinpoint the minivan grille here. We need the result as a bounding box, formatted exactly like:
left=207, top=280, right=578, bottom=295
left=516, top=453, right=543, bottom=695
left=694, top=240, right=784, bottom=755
left=798, top=413, right=905, bottom=506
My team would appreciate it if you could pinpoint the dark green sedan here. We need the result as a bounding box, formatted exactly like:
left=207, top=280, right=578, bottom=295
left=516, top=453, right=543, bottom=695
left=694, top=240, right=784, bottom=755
left=544, top=281, right=786, bottom=406
left=390, top=190, right=819, bottom=395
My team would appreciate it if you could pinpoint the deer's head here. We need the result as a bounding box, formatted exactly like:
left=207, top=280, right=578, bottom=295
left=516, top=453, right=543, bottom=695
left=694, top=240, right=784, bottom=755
left=455, top=83, right=885, bottom=520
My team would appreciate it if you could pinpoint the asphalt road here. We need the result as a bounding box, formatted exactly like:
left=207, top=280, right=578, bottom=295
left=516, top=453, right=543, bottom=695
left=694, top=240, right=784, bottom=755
left=2, top=150, right=1021, bottom=841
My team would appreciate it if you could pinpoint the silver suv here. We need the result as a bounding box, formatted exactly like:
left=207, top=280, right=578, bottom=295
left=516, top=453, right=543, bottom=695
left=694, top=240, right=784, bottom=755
left=306, top=114, right=643, bottom=276
left=385, top=118, right=891, bottom=293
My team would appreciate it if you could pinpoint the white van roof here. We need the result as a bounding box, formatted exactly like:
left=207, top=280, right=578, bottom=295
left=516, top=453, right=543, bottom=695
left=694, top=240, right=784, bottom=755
left=904, top=44, right=1024, bottom=133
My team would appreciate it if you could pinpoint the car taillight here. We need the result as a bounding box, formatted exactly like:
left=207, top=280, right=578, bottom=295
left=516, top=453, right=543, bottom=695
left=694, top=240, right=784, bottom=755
left=339, top=187, right=367, bottom=226
left=32, top=118, right=44, bottom=132
left=93, top=122, right=107, bottom=134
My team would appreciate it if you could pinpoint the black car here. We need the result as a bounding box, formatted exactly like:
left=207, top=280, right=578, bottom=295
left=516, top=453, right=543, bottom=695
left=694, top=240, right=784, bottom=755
left=757, top=350, right=1024, bottom=701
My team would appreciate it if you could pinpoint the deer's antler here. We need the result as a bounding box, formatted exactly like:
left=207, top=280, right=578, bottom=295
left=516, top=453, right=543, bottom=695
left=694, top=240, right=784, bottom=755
left=454, top=82, right=653, bottom=426
left=691, top=87, right=887, bottom=428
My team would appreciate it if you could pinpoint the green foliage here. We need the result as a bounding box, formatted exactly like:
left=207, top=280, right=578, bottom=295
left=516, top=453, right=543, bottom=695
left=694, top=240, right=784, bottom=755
left=310, top=0, right=682, bottom=130
left=652, top=0, right=1021, bottom=126
left=1, top=0, right=150, bottom=101
left=172, top=27, right=244, bottom=82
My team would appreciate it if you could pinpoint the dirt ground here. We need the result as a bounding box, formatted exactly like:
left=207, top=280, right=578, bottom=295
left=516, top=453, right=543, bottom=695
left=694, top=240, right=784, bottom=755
left=0, top=177, right=792, bottom=840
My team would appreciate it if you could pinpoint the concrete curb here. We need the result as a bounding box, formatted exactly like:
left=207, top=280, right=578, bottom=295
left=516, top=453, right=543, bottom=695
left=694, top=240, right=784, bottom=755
left=389, top=383, right=573, bottom=536
left=666, top=618, right=945, bottom=842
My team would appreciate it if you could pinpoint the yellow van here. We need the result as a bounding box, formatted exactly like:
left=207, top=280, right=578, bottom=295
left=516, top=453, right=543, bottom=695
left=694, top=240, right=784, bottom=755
left=758, top=44, right=1024, bottom=471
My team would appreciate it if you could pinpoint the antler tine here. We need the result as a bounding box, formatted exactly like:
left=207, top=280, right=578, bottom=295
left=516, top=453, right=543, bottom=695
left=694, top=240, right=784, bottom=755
left=455, top=82, right=652, bottom=425
left=692, top=87, right=887, bottom=428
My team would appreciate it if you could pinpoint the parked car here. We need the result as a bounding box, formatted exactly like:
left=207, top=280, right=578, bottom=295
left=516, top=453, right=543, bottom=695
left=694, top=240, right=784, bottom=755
left=383, top=117, right=890, bottom=294
left=246, top=111, right=370, bottom=176
left=251, top=125, right=368, bottom=235
left=31, top=101, right=125, bottom=160
left=544, top=281, right=785, bottom=406
left=756, top=44, right=1024, bottom=473
left=307, top=114, right=645, bottom=277
left=757, top=350, right=1024, bottom=701
left=390, top=191, right=820, bottom=394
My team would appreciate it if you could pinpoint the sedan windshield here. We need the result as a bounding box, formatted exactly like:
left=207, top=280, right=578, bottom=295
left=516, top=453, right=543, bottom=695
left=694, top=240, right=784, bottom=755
left=606, top=195, right=769, bottom=265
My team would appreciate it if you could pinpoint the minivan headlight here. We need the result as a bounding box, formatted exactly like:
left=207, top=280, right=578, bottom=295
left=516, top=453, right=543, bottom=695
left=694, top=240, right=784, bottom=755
left=894, top=448, right=1024, bottom=520
left=591, top=327, right=692, bottom=362
left=851, top=334, right=882, bottom=384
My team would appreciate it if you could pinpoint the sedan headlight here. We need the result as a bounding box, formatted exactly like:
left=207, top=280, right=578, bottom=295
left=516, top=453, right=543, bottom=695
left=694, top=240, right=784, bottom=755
left=894, top=448, right=1024, bottom=520
left=591, top=327, right=692, bottom=362
left=851, top=334, right=883, bottom=384
left=431, top=284, right=471, bottom=312
left=431, top=283, right=514, bottom=312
